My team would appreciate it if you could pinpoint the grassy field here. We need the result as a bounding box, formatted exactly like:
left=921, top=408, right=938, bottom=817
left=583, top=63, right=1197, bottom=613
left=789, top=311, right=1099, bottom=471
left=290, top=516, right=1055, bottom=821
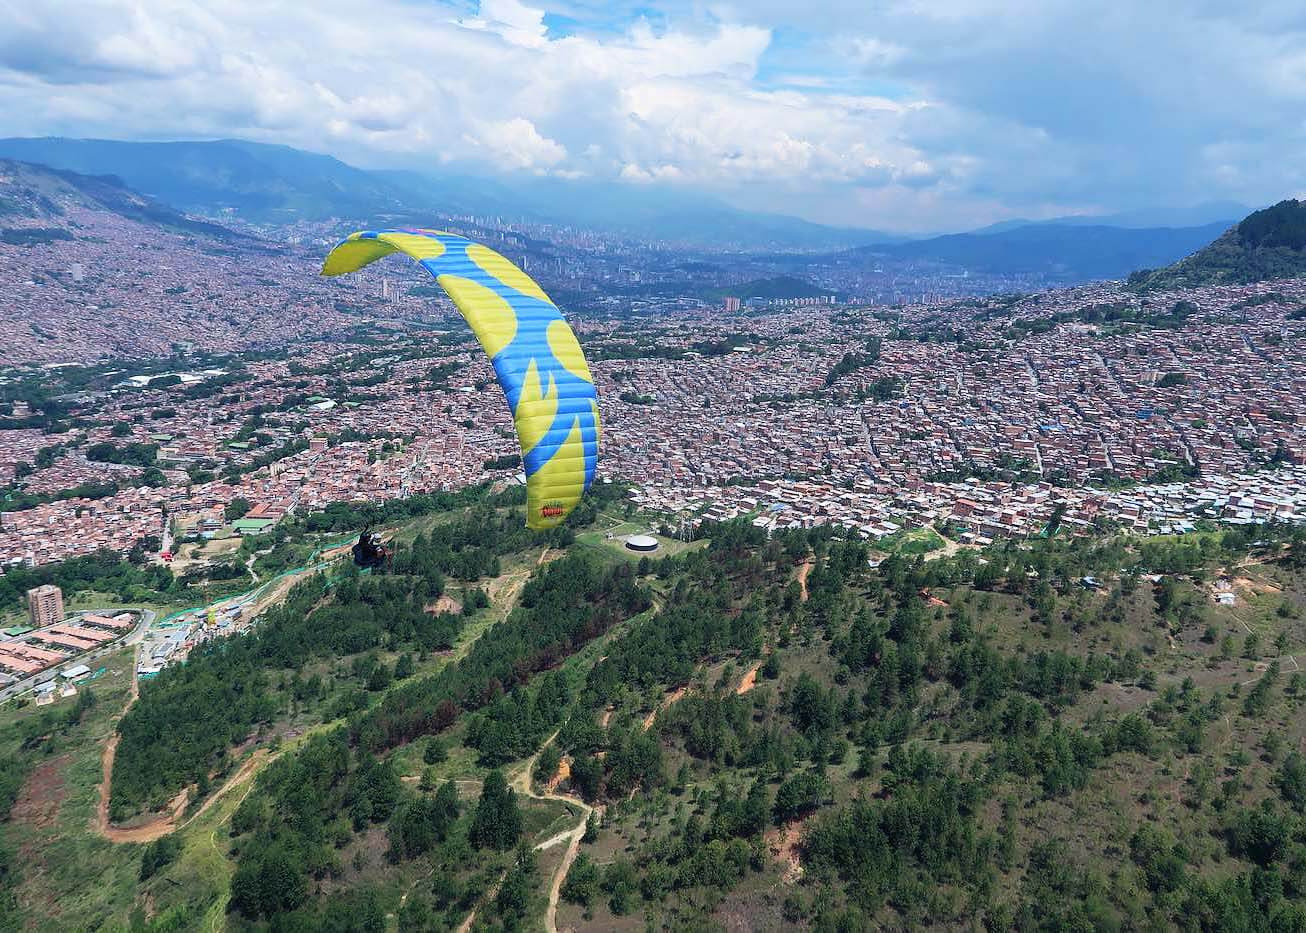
left=575, top=512, right=707, bottom=564
left=0, top=648, right=145, bottom=929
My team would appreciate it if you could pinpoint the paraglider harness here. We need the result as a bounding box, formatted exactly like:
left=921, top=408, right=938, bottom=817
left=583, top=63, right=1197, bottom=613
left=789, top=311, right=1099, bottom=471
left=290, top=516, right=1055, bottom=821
left=352, top=525, right=392, bottom=570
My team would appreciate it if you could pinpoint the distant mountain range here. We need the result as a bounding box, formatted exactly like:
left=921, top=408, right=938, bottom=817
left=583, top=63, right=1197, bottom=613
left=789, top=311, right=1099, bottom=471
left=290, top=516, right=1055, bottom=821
left=0, top=137, right=411, bottom=223
left=0, top=137, right=898, bottom=251
left=968, top=202, right=1249, bottom=235
left=1128, top=200, right=1306, bottom=290
left=0, top=157, right=243, bottom=242
left=0, top=136, right=1272, bottom=286
left=829, top=222, right=1233, bottom=283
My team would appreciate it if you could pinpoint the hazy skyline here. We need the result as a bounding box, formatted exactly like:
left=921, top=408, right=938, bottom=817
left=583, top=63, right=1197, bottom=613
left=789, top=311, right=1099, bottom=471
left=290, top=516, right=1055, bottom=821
left=2, top=0, right=1304, bottom=231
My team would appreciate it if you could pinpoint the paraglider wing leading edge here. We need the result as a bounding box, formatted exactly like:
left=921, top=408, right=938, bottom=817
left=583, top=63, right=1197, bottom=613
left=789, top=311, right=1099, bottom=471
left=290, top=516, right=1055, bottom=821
left=322, top=229, right=599, bottom=530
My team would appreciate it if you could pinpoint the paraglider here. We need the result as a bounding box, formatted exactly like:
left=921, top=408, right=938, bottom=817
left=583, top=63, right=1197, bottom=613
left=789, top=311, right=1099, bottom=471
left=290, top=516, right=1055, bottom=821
left=352, top=525, right=391, bottom=570
left=322, top=229, right=599, bottom=530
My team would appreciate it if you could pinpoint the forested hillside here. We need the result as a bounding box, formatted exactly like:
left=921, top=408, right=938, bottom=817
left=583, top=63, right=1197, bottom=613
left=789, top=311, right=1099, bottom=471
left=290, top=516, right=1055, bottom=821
left=2, top=496, right=1305, bottom=930
left=1129, top=199, right=1306, bottom=290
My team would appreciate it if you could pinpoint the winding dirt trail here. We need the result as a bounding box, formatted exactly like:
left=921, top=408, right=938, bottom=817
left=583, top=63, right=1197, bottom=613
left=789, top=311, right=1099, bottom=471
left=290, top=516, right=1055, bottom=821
left=797, top=559, right=813, bottom=602
left=94, top=645, right=161, bottom=841
left=511, top=732, right=596, bottom=933
left=641, top=685, right=688, bottom=731
left=456, top=869, right=506, bottom=933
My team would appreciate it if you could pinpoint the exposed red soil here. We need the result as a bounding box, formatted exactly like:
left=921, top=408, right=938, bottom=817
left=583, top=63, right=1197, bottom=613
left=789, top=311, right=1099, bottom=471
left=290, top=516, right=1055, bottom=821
left=736, top=662, right=762, bottom=695
left=11, top=754, right=71, bottom=830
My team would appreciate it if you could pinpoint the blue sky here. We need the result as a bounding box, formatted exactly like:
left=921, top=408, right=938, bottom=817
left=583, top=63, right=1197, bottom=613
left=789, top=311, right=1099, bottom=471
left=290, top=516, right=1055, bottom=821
left=1, top=0, right=1303, bottom=231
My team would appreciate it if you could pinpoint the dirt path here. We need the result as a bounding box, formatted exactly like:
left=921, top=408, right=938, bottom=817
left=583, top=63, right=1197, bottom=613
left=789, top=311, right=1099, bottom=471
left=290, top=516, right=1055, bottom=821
left=94, top=609, right=286, bottom=844
left=797, top=559, right=813, bottom=602
left=189, top=749, right=269, bottom=825
left=924, top=533, right=961, bottom=562
left=94, top=645, right=145, bottom=839
left=736, top=662, right=762, bottom=695
left=509, top=733, right=595, bottom=933
left=641, top=685, right=688, bottom=731
left=94, top=559, right=531, bottom=853
left=456, top=869, right=506, bottom=933
left=97, top=745, right=270, bottom=845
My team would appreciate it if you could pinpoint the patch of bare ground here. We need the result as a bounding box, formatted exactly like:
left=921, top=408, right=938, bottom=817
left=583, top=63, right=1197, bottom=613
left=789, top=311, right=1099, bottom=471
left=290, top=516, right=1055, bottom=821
left=11, top=754, right=71, bottom=831
left=1234, top=575, right=1283, bottom=595
left=641, top=684, right=689, bottom=731
left=543, top=756, right=571, bottom=795
left=796, top=559, right=813, bottom=602
left=427, top=594, right=463, bottom=615
left=920, top=587, right=949, bottom=607
left=764, top=818, right=809, bottom=884
left=736, top=662, right=762, bottom=696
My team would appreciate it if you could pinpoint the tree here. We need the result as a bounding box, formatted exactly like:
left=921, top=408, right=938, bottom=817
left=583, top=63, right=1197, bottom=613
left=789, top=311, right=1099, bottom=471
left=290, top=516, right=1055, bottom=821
left=139, top=834, right=181, bottom=881
left=424, top=739, right=447, bottom=765
left=496, top=845, right=536, bottom=923
left=470, top=769, right=522, bottom=850
left=388, top=779, right=460, bottom=861
left=225, top=498, right=252, bottom=522
left=534, top=744, right=562, bottom=787
left=857, top=745, right=878, bottom=778
left=230, top=845, right=307, bottom=918
left=773, top=771, right=828, bottom=824
left=367, top=663, right=392, bottom=692
left=398, top=894, right=434, bottom=932
left=570, top=754, right=603, bottom=802
left=394, top=652, right=415, bottom=679
left=1276, top=752, right=1306, bottom=811
left=561, top=853, right=601, bottom=907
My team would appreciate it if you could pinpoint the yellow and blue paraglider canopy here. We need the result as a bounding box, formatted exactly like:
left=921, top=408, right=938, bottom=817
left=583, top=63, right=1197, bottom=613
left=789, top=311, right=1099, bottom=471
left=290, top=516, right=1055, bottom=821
left=322, top=229, right=599, bottom=530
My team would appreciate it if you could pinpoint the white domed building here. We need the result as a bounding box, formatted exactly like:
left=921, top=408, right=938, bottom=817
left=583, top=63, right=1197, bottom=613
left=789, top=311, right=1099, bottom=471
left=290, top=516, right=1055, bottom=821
left=624, top=534, right=660, bottom=553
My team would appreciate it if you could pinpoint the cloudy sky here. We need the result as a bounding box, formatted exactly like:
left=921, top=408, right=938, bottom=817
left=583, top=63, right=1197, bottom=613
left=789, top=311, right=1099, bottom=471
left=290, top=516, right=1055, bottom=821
left=2, top=0, right=1305, bottom=231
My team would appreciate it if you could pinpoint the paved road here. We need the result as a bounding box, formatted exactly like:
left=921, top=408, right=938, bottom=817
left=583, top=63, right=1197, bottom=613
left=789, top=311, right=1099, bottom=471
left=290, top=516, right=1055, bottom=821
left=0, top=609, right=153, bottom=704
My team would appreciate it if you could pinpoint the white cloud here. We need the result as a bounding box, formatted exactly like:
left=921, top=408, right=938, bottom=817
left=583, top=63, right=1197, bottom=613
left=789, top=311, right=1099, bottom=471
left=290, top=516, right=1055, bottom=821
left=0, top=0, right=925, bottom=191
left=458, top=0, right=549, bottom=49
left=619, top=162, right=682, bottom=182
left=466, top=117, right=567, bottom=171
left=3, top=0, right=1302, bottom=228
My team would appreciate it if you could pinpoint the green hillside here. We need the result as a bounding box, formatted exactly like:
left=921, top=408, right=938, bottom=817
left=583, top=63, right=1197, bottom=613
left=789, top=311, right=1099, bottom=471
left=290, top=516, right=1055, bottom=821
left=707, top=275, right=835, bottom=301
left=0, top=158, right=243, bottom=241
left=1129, top=199, right=1306, bottom=290
left=2, top=488, right=1305, bottom=930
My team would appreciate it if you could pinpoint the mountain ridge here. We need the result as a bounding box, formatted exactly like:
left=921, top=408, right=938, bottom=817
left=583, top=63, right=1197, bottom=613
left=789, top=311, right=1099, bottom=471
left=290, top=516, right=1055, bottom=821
left=831, top=221, right=1232, bottom=283
left=0, top=157, right=245, bottom=242
left=1128, top=199, right=1306, bottom=290
left=0, top=136, right=899, bottom=251
left=968, top=201, right=1249, bottom=235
